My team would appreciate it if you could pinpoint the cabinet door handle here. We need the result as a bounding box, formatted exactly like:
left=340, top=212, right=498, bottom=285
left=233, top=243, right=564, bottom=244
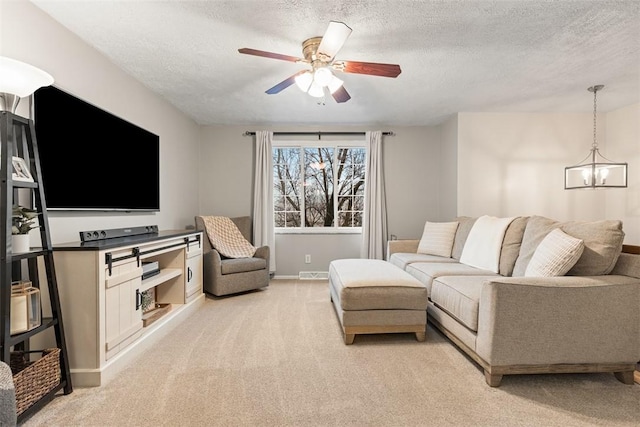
left=187, top=267, right=192, bottom=282
left=135, top=289, right=141, bottom=311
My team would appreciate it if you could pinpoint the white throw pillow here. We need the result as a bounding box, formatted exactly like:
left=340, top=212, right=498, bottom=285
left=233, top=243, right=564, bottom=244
left=524, top=228, right=584, bottom=277
left=459, top=215, right=516, bottom=273
left=417, top=221, right=459, bottom=258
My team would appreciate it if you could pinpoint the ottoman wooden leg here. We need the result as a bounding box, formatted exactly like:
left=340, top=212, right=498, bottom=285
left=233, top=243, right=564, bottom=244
left=415, top=331, right=426, bottom=342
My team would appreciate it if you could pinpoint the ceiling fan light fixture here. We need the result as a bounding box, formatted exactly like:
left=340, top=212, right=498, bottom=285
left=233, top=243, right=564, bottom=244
left=307, top=82, right=324, bottom=98
left=313, top=67, right=333, bottom=87
left=294, top=71, right=313, bottom=92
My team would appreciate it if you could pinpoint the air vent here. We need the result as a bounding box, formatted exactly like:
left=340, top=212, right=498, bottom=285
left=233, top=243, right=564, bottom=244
left=298, top=271, right=329, bottom=280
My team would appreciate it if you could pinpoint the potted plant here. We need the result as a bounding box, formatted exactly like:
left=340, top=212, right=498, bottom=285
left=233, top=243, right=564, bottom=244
left=11, top=205, right=40, bottom=253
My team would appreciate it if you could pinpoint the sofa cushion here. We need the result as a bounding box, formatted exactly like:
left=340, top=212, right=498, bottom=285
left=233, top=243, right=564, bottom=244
left=512, top=216, right=625, bottom=276
left=524, top=229, right=584, bottom=277
left=499, top=216, right=529, bottom=277
left=459, top=215, right=516, bottom=273
left=451, top=216, right=477, bottom=260
left=221, top=257, right=267, bottom=275
left=406, top=262, right=499, bottom=295
left=431, top=276, right=486, bottom=331
left=417, top=221, right=459, bottom=257
left=389, top=252, right=457, bottom=270
left=562, top=220, right=624, bottom=276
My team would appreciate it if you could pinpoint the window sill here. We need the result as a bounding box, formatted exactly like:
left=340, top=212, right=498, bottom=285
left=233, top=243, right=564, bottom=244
left=276, top=228, right=362, bottom=235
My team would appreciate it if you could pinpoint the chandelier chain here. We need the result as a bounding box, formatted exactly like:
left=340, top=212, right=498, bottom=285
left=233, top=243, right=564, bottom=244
left=592, top=86, right=598, bottom=149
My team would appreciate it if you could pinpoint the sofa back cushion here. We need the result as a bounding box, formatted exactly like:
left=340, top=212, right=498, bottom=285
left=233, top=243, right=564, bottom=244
left=451, top=216, right=477, bottom=260
left=512, top=215, right=625, bottom=276
left=499, top=216, right=529, bottom=277
left=562, top=220, right=625, bottom=276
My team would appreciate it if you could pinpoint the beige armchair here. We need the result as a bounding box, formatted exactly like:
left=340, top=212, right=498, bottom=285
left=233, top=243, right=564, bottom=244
left=195, top=215, right=270, bottom=296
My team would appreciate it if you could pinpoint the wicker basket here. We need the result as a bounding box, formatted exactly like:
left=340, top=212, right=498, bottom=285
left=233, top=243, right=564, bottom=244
left=10, top=348, right=61, bottom=415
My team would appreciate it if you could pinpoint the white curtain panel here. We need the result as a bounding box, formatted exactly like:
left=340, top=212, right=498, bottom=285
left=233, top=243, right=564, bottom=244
left=361, top=130, right=388, bottom=260
left=253, top=131, right=276, bottom=273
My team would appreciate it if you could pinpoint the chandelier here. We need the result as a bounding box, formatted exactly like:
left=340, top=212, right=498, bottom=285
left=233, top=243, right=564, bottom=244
left=564, top=85, right=628, bottom=189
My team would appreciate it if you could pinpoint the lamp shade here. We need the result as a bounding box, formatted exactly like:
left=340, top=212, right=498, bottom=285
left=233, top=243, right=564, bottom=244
left=0, top=56, right=54, bottom=112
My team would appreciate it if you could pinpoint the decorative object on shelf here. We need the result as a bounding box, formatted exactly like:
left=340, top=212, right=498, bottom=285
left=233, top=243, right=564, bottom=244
left=11, top=205, right=40, bottom=253
left=10, top=281, right=41, bottom=335
left=11, top=156, right=34, bottom=182
left=0, top=56, right=53, bottom=112
left=140, top=288, right=155, bottom=313
left=12, top=205, right=40, bottom=235
left=564, top=85, right=628, bottom=189
left=142, top=303, right=172, bottom=327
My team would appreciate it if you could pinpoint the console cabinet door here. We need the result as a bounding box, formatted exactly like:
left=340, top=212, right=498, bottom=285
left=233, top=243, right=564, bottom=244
left=185, top=244, right=203, bottom=302
left=104, top=259, right=143, bottom=359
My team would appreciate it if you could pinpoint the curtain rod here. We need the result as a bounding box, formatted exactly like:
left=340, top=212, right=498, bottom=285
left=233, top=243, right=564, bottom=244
left=243, top=131, right=394, bottom=137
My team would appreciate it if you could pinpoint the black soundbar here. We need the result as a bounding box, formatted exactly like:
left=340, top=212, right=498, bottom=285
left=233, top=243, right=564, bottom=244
left=80, top=225, right=159, bottom=242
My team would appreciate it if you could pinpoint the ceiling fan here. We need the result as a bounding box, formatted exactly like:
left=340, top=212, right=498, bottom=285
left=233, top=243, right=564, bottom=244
left=238, top=21, right=402, bottom=103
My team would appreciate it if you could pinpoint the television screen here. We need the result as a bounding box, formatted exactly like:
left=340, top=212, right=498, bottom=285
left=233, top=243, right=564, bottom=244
left=34, top=86, right=160, bottom=212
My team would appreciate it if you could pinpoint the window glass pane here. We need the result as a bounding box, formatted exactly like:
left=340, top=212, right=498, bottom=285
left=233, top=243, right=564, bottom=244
left=274, top=145, right=365, bottom=230
left=304, top=147, right=334, bottom=227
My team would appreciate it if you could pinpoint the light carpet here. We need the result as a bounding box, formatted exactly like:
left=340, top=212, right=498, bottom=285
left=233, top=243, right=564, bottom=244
left=22, top=279, right=640, bottom=426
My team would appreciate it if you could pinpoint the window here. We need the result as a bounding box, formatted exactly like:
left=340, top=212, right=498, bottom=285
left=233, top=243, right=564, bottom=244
left=273, top=144, right=366, bottom=231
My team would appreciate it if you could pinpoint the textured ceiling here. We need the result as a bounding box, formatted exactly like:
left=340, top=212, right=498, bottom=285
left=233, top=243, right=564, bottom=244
left=31, top=0, right=640, bottom=126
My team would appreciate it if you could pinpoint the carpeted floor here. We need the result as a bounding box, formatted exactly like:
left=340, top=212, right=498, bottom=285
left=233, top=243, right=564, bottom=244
left=21, top=279, right=640, bottom=426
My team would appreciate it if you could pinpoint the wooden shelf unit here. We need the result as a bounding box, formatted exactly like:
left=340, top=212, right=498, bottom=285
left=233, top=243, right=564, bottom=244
left=1, top=111, right=73, bottom=423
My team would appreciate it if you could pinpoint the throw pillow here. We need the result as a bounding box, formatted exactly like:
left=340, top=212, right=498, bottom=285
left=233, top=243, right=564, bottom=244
left=459, top=215, right=517, bottom=273
left=417, top=221, right=459, bottom=258
left=524, top=228, right=584, bottom=277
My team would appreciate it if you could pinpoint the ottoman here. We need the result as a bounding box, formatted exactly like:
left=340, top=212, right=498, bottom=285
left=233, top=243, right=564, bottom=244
left=329, top=259, right=428, bottom=344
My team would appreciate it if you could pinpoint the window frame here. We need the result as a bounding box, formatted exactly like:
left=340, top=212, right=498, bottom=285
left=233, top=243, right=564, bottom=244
left=273, top=139, right=366, bottom=235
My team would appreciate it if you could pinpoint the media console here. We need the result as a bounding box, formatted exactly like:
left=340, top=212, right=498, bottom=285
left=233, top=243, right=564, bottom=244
left=51, top=229, right=204, bottom=387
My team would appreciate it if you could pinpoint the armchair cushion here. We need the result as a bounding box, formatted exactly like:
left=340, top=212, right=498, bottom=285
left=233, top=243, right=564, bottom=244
left=221, top=257, right=267, bottom=275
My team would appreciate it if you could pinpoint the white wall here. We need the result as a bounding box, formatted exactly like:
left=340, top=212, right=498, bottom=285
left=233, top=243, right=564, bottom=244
left=457, top=107, right=639, bottom=244
left=439, top=114, right=458, bottom=219
left=1, top=1, right=201, bottom=244
left=605, top=103, right=640, bottom=243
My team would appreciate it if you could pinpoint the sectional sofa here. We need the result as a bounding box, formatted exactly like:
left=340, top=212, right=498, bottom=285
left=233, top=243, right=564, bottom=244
left=387, top=215, right=640, bottom=386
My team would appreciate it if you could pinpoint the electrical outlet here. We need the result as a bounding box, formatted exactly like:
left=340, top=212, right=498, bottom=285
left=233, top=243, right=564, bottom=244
left=305, top=254, right=311, bottom=264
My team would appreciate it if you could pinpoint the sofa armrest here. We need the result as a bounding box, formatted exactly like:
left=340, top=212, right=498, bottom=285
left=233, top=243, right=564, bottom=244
left=475, top=275, right=640, bottom=367
left=386, top=239, right=420, bottom=260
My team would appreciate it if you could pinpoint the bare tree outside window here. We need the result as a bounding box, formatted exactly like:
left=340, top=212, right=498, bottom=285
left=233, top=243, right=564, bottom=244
left=273, top=146, right=366, bottom=229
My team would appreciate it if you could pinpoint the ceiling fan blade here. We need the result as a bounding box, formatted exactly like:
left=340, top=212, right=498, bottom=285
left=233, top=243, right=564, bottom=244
left=265, top=71, right=307, bottom=94
left=334, top=60, right=401, bottom=78
left=316, top=21, right=352, bottom=62
left=238, top=48, right=303, bottom=63
left=331, top=85, right=351, bottom=103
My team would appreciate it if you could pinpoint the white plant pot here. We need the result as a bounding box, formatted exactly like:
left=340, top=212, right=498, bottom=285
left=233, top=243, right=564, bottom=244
left=12, top=234, right=30, bottom=253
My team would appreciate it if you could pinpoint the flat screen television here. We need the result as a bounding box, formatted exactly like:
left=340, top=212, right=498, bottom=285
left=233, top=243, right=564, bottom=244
left=34, top=86, right=160, bottom=212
